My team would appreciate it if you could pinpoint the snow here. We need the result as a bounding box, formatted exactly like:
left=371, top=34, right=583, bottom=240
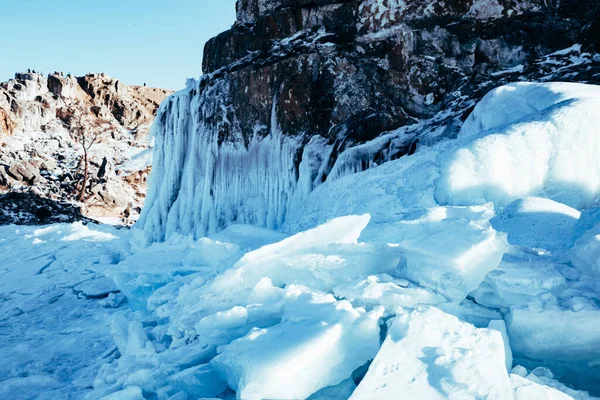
left=438, top=83, right=600, bottom=209
left=5, top=82, right=600, bottom=399
left=459, top=82, right=600, bottom=139
left=350, top=306, right=513, bottom=399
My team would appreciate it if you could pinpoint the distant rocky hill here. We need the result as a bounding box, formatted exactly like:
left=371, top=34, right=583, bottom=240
left=0, top=71, right=172, bottom=225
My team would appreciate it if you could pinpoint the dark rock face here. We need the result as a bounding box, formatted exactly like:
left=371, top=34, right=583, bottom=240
left=199, top=0, right=600, bottom=149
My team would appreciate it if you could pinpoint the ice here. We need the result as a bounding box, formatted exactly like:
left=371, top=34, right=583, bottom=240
left=158, top=215, right=402, bottom=339
left=107, top=232, right=240, bottom=310
left=99, top=386, right=144, bottom=400
left=0, top=376, right=62, bottom=400
left=489, top=319, right=513, bottom=372
left=395, top=204, right=509, bottom=302
left=438, top=298, right=504, bottom=328
left=438, top=83, right=600, bottom=209
left=491, top=197, right=580, bottom=250
left=512, top=373, right=573, bottom=400
left=141, top=79, right=600, bottom=241
left=570, top=213, right=600, bottom=277
left=471, top=257, right=568, bottom=310
left=99, top=292, right=127, bottom=308
left=167, top=364, right=227, bottom=398
left=307, top=379, right=357, bottom=400
left=208, top=214, right=400, bottom=294
left=138, top=87, right=302, bottom=241
left=350, top=306, right=513, bottom=399
left=211, top=291, right=383, bottom=400
left=0, top=223, right=131, bottom=399
left=333, top=274, right=446, bottom=312
left=511, top=366, right=598, bottom=400
left=283, top=141, right=441, bottom=236
left=74, top=277, right=120, bottom=298
left=507, top=308, right=600, bottom=392
left=88, top=316, right=163, bottom=398
left=507, top=308, right=600, bottom=363
left=6, top=82, right=600, bottom=399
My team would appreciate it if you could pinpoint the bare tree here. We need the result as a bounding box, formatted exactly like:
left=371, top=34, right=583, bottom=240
left=70, top=106, right=101, bottom=202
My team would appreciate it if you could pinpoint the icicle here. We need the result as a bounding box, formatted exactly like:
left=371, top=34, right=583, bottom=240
left=138, top=84, right=305, bottom=241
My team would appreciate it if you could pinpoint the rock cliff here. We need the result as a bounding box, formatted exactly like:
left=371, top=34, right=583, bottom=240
left=0, top=72, right=172, bottom=224
left=139, top=0, right=600, bottom=240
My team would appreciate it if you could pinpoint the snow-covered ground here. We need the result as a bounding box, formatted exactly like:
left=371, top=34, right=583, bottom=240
left=3, top=82, right=600, bottom=399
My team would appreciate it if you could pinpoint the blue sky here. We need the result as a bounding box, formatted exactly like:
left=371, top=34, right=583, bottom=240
left=0, top=0, right=237, bottom=90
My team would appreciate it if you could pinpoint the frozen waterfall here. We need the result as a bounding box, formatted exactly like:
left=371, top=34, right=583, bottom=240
left=138, top=83, right=303, bottom=241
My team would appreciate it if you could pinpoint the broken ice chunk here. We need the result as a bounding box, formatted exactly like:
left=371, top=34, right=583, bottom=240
left=511, top=365, right=598, bottom=400
left=74, top=277, right=119, bottom=298
left=489, top=319, right=513, bottom=372
left=471, top=258, right=567, bottom=310
left=167, top=364, right=227, bottom=398
left=507, top=308, right=600, bottom=378
left=350, top=306, right=513, bottom=400
left=570, top=216, right=600, bottom=278
left=395, top=204, right=509, bottom=302
left=211, top=291, right=382, bottom=400
left=333, top=274, right=445, bottom=312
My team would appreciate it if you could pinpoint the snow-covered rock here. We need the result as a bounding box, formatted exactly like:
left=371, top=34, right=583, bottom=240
left=0, top=71, right=172, bottom=225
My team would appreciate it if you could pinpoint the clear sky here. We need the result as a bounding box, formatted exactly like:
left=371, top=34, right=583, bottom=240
left=0, top=0, right=237, bottom=90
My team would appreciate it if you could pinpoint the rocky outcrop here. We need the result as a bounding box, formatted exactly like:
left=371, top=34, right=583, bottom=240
left=0, top=191, right=90, bottom=225
left=0, top=72, right=172, bottom=225
left=0, top=71, right=171, bottom=138
left=139, top=0, right=600, bottom=240
left=202, top=0, right=600, bottom=143
left=0, top=108, right=15, bottom=136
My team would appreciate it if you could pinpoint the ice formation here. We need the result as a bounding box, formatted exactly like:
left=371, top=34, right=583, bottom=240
left=394, top=204, right=509, bottom=302
left=211, top=293, right=383, bottom=400
left=138, top=85, right=302, bottom=241
left=438, top=83, right=600, bottom=209
left=350, top=307, right=513, bottom=399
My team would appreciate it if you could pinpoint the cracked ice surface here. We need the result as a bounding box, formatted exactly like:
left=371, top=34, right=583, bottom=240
left=0, top=223, right=131, bottom=399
